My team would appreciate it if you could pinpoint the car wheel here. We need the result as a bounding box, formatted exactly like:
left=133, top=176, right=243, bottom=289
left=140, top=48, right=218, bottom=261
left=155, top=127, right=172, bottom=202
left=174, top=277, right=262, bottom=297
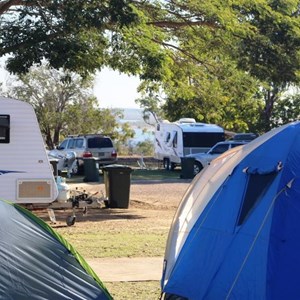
left=163, top=158, right=171, bottom=170
left=170, top=162, right=176, bottom=171
left=194, top=161, right=203, bottom=175
left=66, top=215, right=76, bottom=226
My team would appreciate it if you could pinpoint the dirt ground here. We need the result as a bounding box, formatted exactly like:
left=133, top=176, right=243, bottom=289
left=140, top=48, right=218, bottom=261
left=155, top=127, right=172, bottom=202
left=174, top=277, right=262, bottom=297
left=70, top=179, right=191, bottom=208
left=35, top=179, right=192, bottom=229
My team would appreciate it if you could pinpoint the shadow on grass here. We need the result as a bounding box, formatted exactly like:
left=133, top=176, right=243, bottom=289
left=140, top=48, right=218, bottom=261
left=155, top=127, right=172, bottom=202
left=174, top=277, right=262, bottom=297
left=35, top=207, right=146, bottom=227
left=63, top=168, right=185, bottom=184
left=132, top=169, right=182, bottom=181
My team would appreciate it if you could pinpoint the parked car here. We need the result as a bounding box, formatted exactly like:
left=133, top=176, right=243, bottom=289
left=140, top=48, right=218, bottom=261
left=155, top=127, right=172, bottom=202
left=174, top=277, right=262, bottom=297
left=48, top=134, right=117, bottom=175
left=187, top=141, right=247, bottom=175
left=231, top=133, right=258, bottom=142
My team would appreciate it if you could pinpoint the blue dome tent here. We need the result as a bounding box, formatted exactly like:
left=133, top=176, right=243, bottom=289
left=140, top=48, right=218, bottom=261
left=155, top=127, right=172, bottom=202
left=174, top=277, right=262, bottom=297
left=161, top=122, right=300, bottom=299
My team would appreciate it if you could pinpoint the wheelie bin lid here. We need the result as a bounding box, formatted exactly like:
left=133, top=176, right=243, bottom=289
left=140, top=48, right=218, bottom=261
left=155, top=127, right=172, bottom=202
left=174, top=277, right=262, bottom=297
left=102, top=164, right=133, bottom=172
left=180, top=157, right=195, bottom=162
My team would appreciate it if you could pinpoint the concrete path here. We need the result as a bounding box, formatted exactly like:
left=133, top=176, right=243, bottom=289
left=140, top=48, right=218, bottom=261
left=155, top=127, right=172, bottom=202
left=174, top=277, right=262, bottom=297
left=86, top=257, right=164, bottom=282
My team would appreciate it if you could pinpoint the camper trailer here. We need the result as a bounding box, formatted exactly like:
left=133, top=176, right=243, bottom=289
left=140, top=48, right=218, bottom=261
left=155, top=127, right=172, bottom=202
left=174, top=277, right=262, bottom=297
left=154, top=118, right=225, bottom=169
left=0, top=97, right=58, bottom=205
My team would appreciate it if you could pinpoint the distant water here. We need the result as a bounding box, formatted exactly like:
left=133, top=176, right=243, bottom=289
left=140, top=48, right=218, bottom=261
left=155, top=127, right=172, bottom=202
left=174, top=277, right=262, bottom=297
left=129, top=128, right=154, bottom=145
left=118, top=108, right=156, bottom=124
left=117, top=108, right=155, bottom=145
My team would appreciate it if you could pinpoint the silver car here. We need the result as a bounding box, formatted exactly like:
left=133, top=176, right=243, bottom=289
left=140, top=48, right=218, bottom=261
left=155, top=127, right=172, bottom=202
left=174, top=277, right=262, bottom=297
left=187, top=141, right=246, bottom=175
left=49, top=134, right=117, bottom=175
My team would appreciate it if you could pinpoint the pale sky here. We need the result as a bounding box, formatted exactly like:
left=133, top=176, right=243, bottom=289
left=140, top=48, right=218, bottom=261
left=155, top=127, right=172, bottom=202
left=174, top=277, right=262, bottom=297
left=94, top=68, right=141, bottom=109
left=0, top=57, right=141, bottom=109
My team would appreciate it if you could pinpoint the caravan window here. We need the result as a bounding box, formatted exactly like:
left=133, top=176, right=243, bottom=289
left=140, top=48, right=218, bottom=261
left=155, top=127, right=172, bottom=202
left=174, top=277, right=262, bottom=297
left=0, top=115, right=10, bottom=143
left=173, top=132, right=178, bottom=147
left=183, top=132, right=224, bottom=148
left=165, top=132, right=171, bottom=143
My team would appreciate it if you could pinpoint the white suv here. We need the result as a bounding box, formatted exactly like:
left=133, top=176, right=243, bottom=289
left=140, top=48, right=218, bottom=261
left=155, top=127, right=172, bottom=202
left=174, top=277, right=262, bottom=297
left=49, top=134, right=117, bottom=174
left=187, top=141, right=246, bottom=175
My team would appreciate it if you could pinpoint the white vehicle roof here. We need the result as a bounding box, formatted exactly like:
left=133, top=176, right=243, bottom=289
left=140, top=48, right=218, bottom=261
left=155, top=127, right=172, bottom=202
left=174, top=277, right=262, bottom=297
left=177, top=122, right=224, bottom=133
left=159, top=119, right=224, bottom=133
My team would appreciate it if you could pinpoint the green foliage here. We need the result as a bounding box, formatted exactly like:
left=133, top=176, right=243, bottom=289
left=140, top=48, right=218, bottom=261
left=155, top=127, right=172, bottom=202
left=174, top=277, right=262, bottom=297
left=106, top=7, right=169, bottom=82
left=116, top=120, right=135, bottom=144
left=135, top=91, right=164, bottom=125
left=2, top=0, right=300, bottom=132
left=135, top=139, right=154, bottom=156
left=271, top=90, right=300, bottom=127
left=134, top=0, right=300, bottom=132
left=157, top=59, right=263, bottom=132
left=234, top=0, right=300, bottom=85
left=0, top=1, right=138, bottom=76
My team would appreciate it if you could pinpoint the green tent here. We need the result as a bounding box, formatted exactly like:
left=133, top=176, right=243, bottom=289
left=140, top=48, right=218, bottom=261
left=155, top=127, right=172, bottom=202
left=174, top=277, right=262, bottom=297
left=0, top=199, right=112, bottom=300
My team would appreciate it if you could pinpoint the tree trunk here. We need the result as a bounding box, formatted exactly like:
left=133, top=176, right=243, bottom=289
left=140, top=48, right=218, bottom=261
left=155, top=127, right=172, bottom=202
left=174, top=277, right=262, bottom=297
left=53, top=127, right=61, bottom=147
left=260, top=86, right=280, bottom=133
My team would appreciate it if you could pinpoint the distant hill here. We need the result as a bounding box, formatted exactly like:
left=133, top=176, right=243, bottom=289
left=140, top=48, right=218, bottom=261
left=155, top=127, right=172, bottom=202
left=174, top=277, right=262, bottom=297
left=121, top=108, right=144, bottom=121
left=118, top=108, right=155, bottom=127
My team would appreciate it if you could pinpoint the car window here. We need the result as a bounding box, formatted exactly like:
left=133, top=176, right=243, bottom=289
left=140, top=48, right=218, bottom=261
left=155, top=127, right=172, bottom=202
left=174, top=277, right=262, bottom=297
left=68, top=139, right=76, bottom=149
left=231, top=143, right=244, bottom=148
left=233, top=133, right=257, bottom=141
left=59, top=139, right=68, bottom=150
left=210, top=144, right=229, bottom=154
left=75, top=138, right=84, bottom=148
left=87, top=137, right=113, bottom=148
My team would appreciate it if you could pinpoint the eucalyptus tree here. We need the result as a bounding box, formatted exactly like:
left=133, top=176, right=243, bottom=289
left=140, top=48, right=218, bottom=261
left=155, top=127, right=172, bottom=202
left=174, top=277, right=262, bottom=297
left=233, top=0, right=300, bottom=131
left=0, top=0, right=138, bottom=75
left=7, top=64, right=134, bottom=149
left=271, top=90, right=300, bottom=128
left=133, top=0, right=300, bottom=132
left=2, top=0, right=300, bottom=132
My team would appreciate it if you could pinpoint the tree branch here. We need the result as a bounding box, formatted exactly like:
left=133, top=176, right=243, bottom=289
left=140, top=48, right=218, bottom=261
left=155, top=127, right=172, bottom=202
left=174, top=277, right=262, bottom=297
left=0, top=0, right=23, bottom=14
left=0, top=31, right=61, bottom=56
left=147, top=20, right=218, bottom=29
left=151, top=38, right=216, bottom=72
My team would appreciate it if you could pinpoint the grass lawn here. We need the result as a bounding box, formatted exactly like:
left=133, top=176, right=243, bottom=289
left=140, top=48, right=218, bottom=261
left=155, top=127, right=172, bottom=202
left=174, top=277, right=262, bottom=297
left=105, top=281, right=161, bottom=300
left=64, top=167, right=182, bottom=184
left=52, top=166, right=185, bottom=299
left=53, top=210, right=170, bottom=300
left=56, top=226, right=168, bottom=259
left=131, top=168, right=181, bottom=181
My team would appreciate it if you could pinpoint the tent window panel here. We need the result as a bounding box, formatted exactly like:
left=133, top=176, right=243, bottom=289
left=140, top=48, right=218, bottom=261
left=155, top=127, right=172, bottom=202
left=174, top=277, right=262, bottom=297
left=238, top=173, right=277, bottom=226
left=0, top=115, right=10, bottom=143
left=163, top=293, right=188, bottom=300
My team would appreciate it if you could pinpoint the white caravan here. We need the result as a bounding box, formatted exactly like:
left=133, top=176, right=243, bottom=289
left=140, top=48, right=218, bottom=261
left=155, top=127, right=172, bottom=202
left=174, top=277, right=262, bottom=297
left=0, top=97, right=58, bottom=206
left=154, top=118, right=225, bottom=169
